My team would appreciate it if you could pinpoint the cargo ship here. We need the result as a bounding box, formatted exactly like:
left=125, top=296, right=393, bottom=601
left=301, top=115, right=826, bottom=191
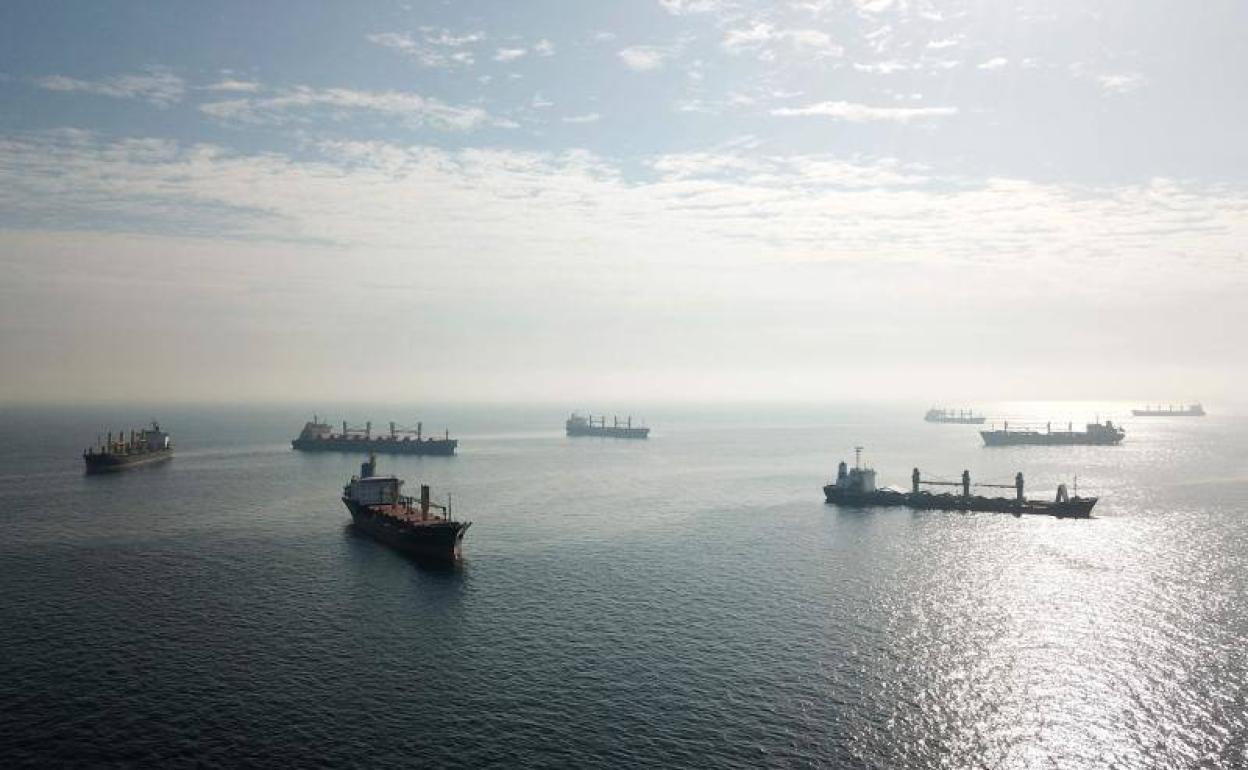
left=1132, top=403, right=1205, bottom=417
left=980, top=420, right=1124, bottom=446
left=823, top=448, right=1096, bottom=518
left=342, top=455, right=470, bottom=560
left=83, top=422, right=173, bottom=474
left=925, top=407, right=986, bottom=424
left=292, top=416, right=456, bottom=456
left=566, top=413, right=649, bottom=439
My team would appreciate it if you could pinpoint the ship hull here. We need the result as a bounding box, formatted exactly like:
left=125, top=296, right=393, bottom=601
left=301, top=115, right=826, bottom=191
left=980, top=432, right=1123, bottom=446
left=823, top=487, right=1095, bottom=518
left=83, top=448, right=173, bottom=474
left=1131, top=410, right=1204, bottom=417
left=294, top=437, right=457, bottom=456
left=343, top=499, right=470, bottom=560
left=926, top=417, right=986, bottom=424
left=566, top=425, right=649, bottom=439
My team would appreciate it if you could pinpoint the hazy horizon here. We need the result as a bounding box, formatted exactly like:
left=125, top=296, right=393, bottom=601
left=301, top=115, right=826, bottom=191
left=3, top=1, right=1245, bottom=403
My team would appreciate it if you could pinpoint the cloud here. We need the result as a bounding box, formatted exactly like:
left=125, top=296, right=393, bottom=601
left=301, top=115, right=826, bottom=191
left=926, top=38, right=960, bottom=50
left=658, top=0, right=723, bottom=14
left=853, top=60, right=910, bottom=74
left=790, top=0, right=835, bottom=14
left=977, top=57, right=1009, bottom=70
left=619, top=46, right=669, bottom=71
left=9, top=130, right=1240, bottom=277
left=771, top=101, right=957, bottom=122
left=853, top=56, right=963, bottom=75
left=534, top=39, right=556, bottom=56
left=3, top=131, right=1245, bottom=403
left=366, top=30, right=484, bottom=68
left=649, top=151, right=930, bottom=190
left=562, top=112, right=601, bottom=124
left=33, top=68, right=185, bottom=107
left=854, top=0, right=896, bottom=13
left=494, top=48, right=528, bottom=62
left=722, top=22, right=843, bottom=59
left=423, top=29, right=486, bottom=47
left=1098, top=73, right=1145, bottom=94
left=203, top=79, right=262, bottom=93
left=862, top=24, right=892, bottom=54
left=199, top=86, right=490, bottom=131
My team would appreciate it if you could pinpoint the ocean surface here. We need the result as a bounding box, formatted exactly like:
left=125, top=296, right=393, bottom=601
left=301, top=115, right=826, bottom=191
left=1, top=402, right=1245, bottom=768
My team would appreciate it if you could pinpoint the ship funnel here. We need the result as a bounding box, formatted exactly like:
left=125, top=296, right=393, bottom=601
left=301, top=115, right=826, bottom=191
left=420, top=484, right=431, bottom=515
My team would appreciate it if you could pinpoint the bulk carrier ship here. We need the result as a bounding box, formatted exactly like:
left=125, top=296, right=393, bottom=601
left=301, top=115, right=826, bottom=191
left=566, top=413, right=649, bottom=439
left=83, top=422, right=173, bottom=474
left=1132, top=403, right=1205, bottom=417
left=980, top=420, right=1124, bottom=446
left=823, top=448, right=1096, bottom=518
left=924, top=407, right=986, bottom=424
left=292, top=416, right=456, bottom=456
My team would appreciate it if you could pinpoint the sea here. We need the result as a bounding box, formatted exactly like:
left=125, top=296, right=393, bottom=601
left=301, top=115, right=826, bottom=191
left=0, top=402, right=1244, bottom=768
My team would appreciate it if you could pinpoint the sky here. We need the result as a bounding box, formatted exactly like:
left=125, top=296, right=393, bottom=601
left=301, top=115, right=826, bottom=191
left=1, top=0, right=1245, bottom=404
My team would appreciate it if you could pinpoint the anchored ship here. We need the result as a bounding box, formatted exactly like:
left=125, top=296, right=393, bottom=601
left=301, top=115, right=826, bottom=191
left=1132, top=403, right=1205, bottom=417
left=292, top=416, right=456, bottom=456
left=342, top=455, right=470, bottom=560
left=823, top=448, right=1096, bottom=518
left=980, top=420, right=1124, bottom=446
left=925, top=407, right=986, bottom=424
left=566, top=413, right=649, bottom=439
left=83, top=422, right=173, bottom=474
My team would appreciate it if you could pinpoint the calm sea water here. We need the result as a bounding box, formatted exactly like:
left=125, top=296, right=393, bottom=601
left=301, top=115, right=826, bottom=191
left=1, top=402, right=1245, bottom=768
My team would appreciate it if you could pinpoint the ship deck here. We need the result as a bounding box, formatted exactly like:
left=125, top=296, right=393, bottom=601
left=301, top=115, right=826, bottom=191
left=359, top=503, right=457, bottom=527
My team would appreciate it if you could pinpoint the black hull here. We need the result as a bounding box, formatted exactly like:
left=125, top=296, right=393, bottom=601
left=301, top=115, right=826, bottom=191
left=823, top=487, right=1095, bottom=518
left=294, top=437, right=457, bottom=456
left=83, top=449, right=173, bottom=474
left=343, top=500, right=470, bottom=560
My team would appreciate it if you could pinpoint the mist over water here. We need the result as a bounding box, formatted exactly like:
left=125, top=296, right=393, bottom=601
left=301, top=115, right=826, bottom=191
left=1, top=402, right=1244, bottom=767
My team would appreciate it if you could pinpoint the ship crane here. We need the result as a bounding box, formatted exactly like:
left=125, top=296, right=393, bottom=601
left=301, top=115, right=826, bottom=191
left=389, top=421, right=425, bottom=440
left=827, top=450, right=1095, bottom=517
left=912, top=468, right=1026, bottom=499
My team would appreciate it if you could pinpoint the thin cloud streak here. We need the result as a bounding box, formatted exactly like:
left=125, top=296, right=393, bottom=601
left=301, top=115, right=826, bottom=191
left=771, top=101, right=957, bottom=122
left=199, top=85, right=491, bottom=131
left=32, top=68, right=185, bottom=107
left=618, top=46, right=670, bottom=71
